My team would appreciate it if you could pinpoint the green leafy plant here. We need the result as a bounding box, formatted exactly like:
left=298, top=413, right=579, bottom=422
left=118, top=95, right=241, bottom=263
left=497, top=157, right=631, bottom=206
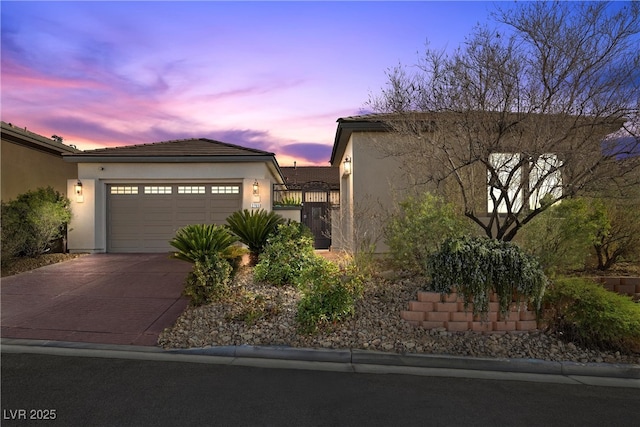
left=384, top=192, right=472, bottom=275
left=295, top=256, right=363, bottom=334
left=253, top=221, right=316, bottom=286
left=226, top=209, right=285, bottom=266
left=1, top=187, right=72, bottom=264
left=274, top=196, right=302, bottom=207
left=543, top=277, right=640, bottom=353
left=427, top=236, right=547, bottom=318
left=169, top=224, right=243, bottom=275
left=183, top=253, right=233, bottom=306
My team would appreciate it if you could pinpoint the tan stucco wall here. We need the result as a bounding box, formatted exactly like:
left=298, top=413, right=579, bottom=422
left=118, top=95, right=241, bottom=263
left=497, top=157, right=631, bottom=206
left=68, top=161, right=280, bottom=253
left=1, top=140, right=77, bottom=201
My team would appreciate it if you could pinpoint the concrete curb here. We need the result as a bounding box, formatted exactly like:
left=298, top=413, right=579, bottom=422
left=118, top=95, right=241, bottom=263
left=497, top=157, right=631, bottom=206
left=2, top=338, right=639, bottom=387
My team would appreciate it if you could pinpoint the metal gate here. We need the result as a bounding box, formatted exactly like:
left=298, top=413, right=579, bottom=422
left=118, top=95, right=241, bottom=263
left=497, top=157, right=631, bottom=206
left=301, top=181, right=331, bottom=249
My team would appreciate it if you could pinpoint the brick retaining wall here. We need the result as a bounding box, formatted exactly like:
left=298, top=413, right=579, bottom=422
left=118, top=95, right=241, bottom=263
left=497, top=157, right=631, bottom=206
left=401, top=291, right=538, bottom=333
left=590, top=276, right=640, bottom=300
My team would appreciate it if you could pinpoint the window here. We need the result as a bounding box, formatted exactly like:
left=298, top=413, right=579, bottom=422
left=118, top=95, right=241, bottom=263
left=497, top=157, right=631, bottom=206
left=110, top=186, right=138, bottom=195
left=178, top=186, right=205, bottom=194
left=487, top=153, right=561, bottom=213
left=144, top=186, right=172, bottom=194
left=211, top=185, right=240, bottom=194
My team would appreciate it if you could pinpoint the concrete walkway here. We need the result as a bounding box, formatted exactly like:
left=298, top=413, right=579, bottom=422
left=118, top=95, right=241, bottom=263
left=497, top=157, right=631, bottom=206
left=1, top=254, right=191, bottom=346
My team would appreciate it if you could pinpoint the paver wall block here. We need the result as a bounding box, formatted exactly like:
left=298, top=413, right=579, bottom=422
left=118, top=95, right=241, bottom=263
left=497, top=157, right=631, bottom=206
left=421, top=321, right=446, bottom=329
left=603, top=277, right=621, bottom=288
left=438, top=293, right=460, bottom=303
left=620, top=277, right=640, bottom=287
left=473, top=312, right=498, bottom=322
left=636, top=284, right=640, bottom=293
left=519, top=310, right=537, bottom=321
left=457, top=302, right=473, bottom=312
left=488, top=302, right=500, bottom=312
left=400, top=311, right=425, bottom=322
left=470, top=321, right=493, bottom=332
left=446, top=321, right=470, bottom=332
left=417, top=292, right=442, bottom=303
left=408, top=301, right=434, bottom=312
left=427, top=312, right=451, bottom=322
left=450, top=312, right=474, bottom=322
left=516, top=320, right=538, bottom=331
left=493, top=321, right=517, bottom=331
left=614, top=284, right=636, bottom=296
left=435, top=302, right=459, bottom=312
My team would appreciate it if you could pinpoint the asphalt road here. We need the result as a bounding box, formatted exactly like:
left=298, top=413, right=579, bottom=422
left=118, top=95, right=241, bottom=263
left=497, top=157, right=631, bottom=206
left=1, top=353, right=638, bottom=427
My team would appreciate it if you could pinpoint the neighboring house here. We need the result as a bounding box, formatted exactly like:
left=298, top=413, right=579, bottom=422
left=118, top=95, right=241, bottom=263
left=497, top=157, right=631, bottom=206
left=329, top=113, right=625, bottom=253
left=1, top=121, right=80, bottom=202
left=63, top=138, right=285, bottom=253
left=277, top=165, right=339, bottom=249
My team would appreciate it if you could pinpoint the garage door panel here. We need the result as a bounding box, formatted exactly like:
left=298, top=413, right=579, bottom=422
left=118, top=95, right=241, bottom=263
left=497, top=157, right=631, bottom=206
left=108, top=183, right=242, bottom=252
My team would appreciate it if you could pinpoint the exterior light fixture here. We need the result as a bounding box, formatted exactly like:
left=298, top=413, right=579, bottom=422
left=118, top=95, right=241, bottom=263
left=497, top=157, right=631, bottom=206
left=74, top=180, right=83, bottom=195
left=252, top=180, right=260, bottom=196
left=343, top=157, right=352, bottom=176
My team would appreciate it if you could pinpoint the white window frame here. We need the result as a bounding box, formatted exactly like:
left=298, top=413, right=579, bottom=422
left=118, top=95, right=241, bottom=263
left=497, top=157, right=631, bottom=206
left=178, top=186, right=206, bottom=194
left=211, top=185, right=240, bottom=194
left=144, top=186, right=172, bottom=194
left=110, top=186, right=139, bottom=195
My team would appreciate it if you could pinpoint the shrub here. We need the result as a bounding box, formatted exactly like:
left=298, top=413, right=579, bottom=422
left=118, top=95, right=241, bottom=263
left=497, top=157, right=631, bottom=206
left=226, top=209, right=285, bottom=266
left=427, top=236, right=547, bottom=318
left=169, top=224, right=243, bottom=276
left=543, top=277, right=640, bottom=353
left=517, top=197, right=607, bottom=275
left=183, top=253, right=233, bottom=306
left=384, top=192, right=472, bottom=274
left=1, top=187, right=72, bottom=264
left=253, top=221, right=316, bottom=286
left=295, top=256, right=363, bottom=333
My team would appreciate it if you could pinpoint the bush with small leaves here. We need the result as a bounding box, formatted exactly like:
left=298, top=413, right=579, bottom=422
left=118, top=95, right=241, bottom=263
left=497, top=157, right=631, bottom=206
left=295, top=256, right=363, bottom=334
left=183, top=253, right=232, bottom=306
left=384, top=192, right=472, bottom=275
left=253, top=221, right=316, bottom=286
left=544, top=277, right=640, bottom=353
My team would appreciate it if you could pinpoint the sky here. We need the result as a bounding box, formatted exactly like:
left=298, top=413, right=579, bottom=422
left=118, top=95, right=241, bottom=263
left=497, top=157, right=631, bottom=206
left=2, top=1, right=499, bottom=165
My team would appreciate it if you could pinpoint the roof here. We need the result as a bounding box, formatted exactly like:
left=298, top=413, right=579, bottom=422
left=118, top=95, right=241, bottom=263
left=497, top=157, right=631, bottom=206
left=64, top=138, right=274, bottom=160
left=280, top=166, right=339, bottom=189
left=63, top=138, right=285, bottom=184
left=1, top=121, right=82, bottom=155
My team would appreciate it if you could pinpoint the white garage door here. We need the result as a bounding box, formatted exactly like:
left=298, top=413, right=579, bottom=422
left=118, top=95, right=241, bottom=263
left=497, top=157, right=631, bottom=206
left=107, top=184, right=242, bottom=252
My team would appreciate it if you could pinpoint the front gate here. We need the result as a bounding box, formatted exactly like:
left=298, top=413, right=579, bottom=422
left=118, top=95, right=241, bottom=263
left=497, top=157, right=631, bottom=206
left=301, top=181, right=331, bottom=249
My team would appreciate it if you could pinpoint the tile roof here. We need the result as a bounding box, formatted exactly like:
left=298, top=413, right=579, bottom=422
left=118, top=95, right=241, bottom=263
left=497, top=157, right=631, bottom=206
left=280, top=166, right=339, bottom=189
left=67, top=138, right=274, bottom=157
left=1, top=121, right=82, bottom=155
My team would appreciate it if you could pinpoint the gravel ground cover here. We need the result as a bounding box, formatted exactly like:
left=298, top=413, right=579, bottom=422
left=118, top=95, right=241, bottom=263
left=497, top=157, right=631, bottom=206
left=158, top=268, right=640, bottom=365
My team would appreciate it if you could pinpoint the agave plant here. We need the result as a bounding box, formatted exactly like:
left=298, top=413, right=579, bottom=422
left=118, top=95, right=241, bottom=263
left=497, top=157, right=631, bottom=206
left=169, top=223, right=240, bottom=265
left=226, top=209, right=285, bottom=266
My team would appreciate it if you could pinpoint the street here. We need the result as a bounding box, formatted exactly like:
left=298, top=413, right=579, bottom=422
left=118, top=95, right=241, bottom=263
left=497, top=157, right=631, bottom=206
left=1, top=353, right=638, bottom=427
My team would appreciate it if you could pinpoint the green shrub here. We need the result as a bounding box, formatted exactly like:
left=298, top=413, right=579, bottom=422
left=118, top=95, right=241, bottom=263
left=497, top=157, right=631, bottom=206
left=384, top=192, right=471, bottom=274
left=1, top=187, right=72, bottom=263
left=226, top=209, right=285, bottom=266
left=544, top=277, right=640, bottom=353
left=427, top=236, right=547, bottom=318
left=253, top=221, right=316, bottom=286
left=517, top=197, right=607, bottom=275
left=295, top=256, right=363, bottom=334
left=183, top=253, right=233, bottom=306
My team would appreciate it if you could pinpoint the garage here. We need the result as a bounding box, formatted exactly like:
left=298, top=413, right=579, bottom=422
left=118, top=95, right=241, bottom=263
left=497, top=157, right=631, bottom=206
left=64, top=138, right=285, bottom=254
left=107, top=183, right=242, bottom=252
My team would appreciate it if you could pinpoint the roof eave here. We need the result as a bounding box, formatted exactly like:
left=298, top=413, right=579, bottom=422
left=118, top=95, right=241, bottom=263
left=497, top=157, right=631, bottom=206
left=63, top=155, right=278, bottom=163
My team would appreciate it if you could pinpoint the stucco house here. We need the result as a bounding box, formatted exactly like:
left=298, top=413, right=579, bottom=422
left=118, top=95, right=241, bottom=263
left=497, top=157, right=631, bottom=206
left=63, top=138, right=285, bottom=253
left=329, top=113, right=627, bottom=253
left=1, top=121, right=80, bottom=202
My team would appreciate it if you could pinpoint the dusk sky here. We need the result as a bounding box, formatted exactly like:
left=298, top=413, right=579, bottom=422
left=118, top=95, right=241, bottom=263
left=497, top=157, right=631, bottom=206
left=2, top=1, right=498, bottom=165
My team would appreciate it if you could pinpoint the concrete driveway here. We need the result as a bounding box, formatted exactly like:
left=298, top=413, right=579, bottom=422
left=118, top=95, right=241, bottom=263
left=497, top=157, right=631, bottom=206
left=1, top=254, right=191, bottom=346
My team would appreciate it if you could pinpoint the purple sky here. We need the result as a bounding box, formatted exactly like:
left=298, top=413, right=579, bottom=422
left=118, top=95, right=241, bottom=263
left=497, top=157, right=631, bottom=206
left=1, top=1, right=496, bottom=165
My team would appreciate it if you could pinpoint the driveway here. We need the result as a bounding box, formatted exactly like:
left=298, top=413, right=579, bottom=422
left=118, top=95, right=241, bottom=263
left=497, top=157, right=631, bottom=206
left=1, top=254, right=191, bottom=346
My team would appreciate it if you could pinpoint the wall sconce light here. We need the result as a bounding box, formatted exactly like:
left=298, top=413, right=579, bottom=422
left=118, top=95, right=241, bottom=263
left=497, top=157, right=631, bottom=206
left=343, top=157, right=352, bottom=176
left=252, top=180, right=260, bottom=196
left=75, top=180, right=83, bottom=196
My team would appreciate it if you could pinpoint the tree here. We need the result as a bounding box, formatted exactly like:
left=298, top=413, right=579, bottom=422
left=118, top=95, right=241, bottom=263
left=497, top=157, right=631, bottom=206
left=368, top=1, right=640, bottom=241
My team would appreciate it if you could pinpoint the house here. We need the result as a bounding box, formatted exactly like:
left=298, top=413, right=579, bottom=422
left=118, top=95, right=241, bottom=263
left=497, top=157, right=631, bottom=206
left=329, top=113, right=627, bottom=253
left=1, top=121, right=80, bottom=202
left=63, top=138, right=285, bottom=253
left=277, top=165, right=339, bottom=249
